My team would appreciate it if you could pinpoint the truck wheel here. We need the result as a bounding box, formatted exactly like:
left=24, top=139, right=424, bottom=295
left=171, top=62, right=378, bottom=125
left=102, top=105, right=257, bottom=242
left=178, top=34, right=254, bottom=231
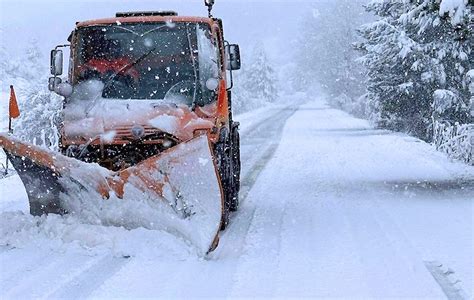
left=230, top=128, right=240, bottom=212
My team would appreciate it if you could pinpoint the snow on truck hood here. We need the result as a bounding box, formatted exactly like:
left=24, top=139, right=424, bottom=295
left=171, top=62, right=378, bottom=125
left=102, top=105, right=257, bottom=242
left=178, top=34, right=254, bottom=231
left=62, top=80, right=215, bottom=143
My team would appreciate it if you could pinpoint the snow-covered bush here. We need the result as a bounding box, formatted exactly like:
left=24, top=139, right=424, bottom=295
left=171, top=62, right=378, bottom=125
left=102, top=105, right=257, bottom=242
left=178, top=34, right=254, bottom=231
left=433, top=72, right=473, bottom=165
left=232, top=42, right=279, bottom=114
left=13, top=83, right=62, bottom=149
left=433, top=89, right=471, bottom=123
left=433, top=121, right=473, bottom=164
left=1, top=40, right=62, bottom=149
left=468, top=69, right=474, bottom=116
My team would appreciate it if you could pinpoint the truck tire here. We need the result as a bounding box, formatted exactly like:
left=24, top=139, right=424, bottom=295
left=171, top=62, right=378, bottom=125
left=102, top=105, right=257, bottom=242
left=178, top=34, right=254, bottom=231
left=215, top=131, right=233, bottom=230
left=230, top=126, right=240, bottom=212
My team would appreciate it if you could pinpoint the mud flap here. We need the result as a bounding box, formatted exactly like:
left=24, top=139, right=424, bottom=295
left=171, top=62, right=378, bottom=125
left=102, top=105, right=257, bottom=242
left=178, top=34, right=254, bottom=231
left=0, top=133, right=223, bottom=255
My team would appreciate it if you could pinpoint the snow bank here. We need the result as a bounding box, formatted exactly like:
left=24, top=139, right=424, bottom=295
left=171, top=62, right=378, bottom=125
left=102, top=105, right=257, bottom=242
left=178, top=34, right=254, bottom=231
left=433, top=121, right=473, bottom=165
left=0, top=211, right=193, bottom=259
left=0, top=175, right=28, bottom=212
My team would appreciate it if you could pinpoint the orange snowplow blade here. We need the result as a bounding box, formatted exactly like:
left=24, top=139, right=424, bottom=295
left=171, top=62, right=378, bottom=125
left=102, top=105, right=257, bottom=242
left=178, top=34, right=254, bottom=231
left=0, top=133, right=223, bottom=255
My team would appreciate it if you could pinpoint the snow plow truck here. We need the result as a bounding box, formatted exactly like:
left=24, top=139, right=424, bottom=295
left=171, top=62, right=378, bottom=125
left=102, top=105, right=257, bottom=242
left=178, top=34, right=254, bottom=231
left=0, top=2, right=242, bottom=255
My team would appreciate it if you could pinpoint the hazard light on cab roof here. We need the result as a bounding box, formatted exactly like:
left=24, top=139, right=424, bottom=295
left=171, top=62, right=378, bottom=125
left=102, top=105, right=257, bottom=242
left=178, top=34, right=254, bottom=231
left=115, top=11, right=178, bottom=18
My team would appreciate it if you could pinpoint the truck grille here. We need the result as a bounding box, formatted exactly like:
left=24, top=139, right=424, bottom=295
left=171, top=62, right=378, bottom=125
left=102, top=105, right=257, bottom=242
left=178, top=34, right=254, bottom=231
left=112, top=125, right=161, bottom=141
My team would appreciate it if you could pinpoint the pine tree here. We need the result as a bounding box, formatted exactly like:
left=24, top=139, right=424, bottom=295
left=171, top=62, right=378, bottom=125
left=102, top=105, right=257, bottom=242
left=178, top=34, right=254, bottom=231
left=242, top=42, right=278, bottom=103
left=469, top=69, right=474, bottom=115
left=233, top=42, right=278, bottom=114
left=357, top=1, right=409, bottom=129
left=407, top=0, right=471, bottom=124
left=357, top=0, right=472, bottom=140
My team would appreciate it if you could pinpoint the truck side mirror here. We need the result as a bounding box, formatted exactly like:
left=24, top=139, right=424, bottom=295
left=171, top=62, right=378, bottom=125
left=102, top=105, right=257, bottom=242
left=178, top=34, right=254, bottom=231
left=226, top=44, right=241, bottom=71
left=50, top=49, right=63, bottom=76
left=48, top=77, right=73, bottom=97
left=48, top=77, right=62, bottom=91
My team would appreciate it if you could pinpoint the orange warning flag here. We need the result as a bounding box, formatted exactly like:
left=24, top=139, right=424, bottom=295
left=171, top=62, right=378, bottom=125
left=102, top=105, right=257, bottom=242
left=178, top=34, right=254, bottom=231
left=9, top=85, right=20, bottom=119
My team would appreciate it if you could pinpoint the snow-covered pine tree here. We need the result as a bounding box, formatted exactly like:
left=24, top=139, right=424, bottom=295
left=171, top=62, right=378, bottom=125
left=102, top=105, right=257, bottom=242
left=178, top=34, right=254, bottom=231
left=405, top=0, right=472, bottom=124
left=357, top=0, right=439, bottom=139
left=469, top=69, right=474, bottom=115
left=244, top=42, right=278, bottom=103
left=232, top=42, right=278, bottom=114
left=430, top=0, right=474, bottom=164
left=358, top=0, right=473, bottom=140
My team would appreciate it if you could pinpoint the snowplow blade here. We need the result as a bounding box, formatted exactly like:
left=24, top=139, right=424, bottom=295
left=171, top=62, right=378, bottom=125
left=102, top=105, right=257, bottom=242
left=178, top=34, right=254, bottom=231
left=0, top=133, right=223, bottom=255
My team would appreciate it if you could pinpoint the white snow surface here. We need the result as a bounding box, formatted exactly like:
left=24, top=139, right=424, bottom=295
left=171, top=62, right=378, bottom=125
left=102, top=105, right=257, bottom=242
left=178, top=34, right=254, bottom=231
left=1, top=99, right=473, bottom=298
left=439, top=0, right=468, bottom=25
left=148, top=114, right=180, bottom=134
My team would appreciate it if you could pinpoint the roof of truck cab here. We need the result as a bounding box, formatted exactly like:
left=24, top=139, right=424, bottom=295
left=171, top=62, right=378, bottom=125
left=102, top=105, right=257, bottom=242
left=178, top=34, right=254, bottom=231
left=76, top=16, right=214, bottom=28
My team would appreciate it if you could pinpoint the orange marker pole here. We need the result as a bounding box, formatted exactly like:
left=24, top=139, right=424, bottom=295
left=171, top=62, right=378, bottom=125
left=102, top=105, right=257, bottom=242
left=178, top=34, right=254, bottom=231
left=5, top=85, right=20, bottom=175
left=8, top=85, right=20, bottom=133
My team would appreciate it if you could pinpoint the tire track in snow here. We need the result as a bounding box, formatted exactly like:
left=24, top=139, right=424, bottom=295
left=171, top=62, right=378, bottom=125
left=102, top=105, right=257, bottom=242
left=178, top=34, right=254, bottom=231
left=336, top=192, right=446, bottom=298
left=368, top=184, right=472, bottom=299
left=215, top=106, right=298, bottom=257
left=0, top=249, right=65, bottom=294
left=215, top=107, right=297, bottom=297
left=46, top=255, right=130, bottom=299
left=275, top=187, right=371, bottom=297
left=227, top=183, right=289, bottom=298
left=369, top=189, right=470, bottom=299
left=151, top=107, right=298, bottom=298
left=2, top=253, right=103, bottom=299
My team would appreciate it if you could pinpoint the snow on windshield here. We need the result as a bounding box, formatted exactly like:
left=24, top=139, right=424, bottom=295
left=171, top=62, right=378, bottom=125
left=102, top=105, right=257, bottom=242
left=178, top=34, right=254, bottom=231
left=196, top=25, right=219, bottom=107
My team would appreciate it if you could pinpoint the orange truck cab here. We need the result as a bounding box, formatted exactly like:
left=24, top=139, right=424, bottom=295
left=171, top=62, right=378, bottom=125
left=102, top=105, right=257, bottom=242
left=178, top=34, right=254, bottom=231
left=48, top=10, right=242, bottom=226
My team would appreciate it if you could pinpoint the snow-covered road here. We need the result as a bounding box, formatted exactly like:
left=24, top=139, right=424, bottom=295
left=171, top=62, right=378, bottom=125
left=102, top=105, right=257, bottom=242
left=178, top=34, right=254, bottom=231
left=1, top=100, right=473, bottom=299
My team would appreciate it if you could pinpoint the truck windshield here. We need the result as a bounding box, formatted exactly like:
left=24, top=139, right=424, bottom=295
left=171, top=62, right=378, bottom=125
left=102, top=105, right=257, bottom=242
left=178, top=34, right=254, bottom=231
left=74, top=22, right=219, bottom=106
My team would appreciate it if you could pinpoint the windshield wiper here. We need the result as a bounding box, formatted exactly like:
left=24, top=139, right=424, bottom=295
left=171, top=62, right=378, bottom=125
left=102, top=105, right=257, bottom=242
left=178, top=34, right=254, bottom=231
left=101, top=24, right=169, bottom=94
left=102, top=46, right=157, bottom=94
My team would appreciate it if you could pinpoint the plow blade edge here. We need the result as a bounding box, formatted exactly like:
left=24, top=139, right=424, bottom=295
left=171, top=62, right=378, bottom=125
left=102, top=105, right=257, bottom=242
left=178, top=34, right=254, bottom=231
left=0, top=133, right=223, bottom=254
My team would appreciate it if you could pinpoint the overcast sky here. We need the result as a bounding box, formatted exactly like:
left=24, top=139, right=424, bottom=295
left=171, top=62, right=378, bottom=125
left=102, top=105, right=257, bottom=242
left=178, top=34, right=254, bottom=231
left=0, top=0, right=322, bottom=67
